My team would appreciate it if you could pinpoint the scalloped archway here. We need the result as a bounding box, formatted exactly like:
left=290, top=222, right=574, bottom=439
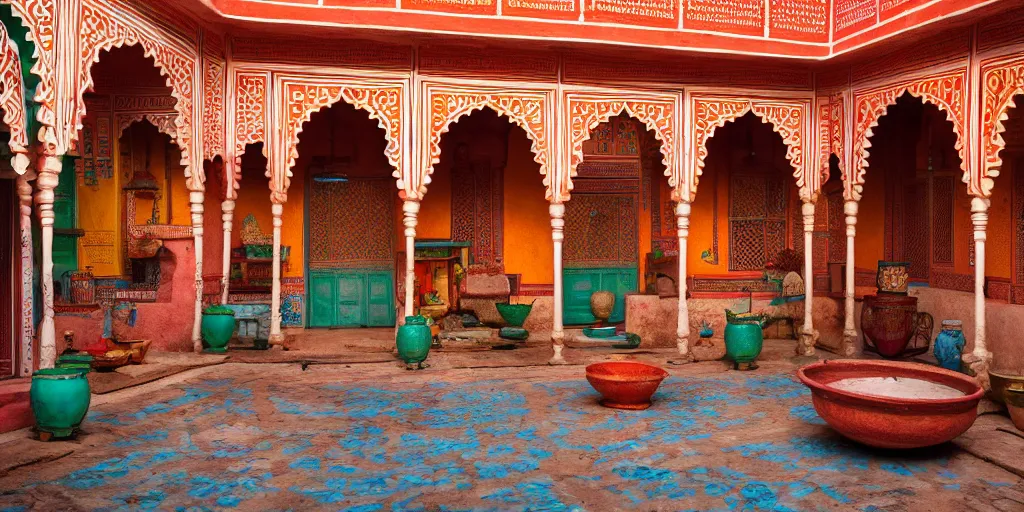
left=277, top=80, right=403, bottom=204
left=423, top=86, right=550, bottom=201
left=1, top=0, right=56, bottom=139
left=0, top=18, right=28, bottom=167
left=226, top=71, right=268, bottom=200
left=815, top=94, right=845, bottom=193
left=77, top=2, right=200, bottom=189
left=687, top=96, right=807, bottom=203
left=980, top=58, right=1024, bottom=199
left=565, top=94, right=677, bottom=202
left=849, top=71, right=966, bottom=202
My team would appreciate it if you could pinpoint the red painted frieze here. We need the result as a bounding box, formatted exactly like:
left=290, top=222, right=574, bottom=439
left=402, top=0, right=497, bottom=15
left=879, top=0, right=928, bottom=21
left=587, top=0, right=677, bottom=29
left=230, top=37, right=412, bottom=69
left=323, top=0, right=389, bottom=6
left=833, top=0, right=876, bottom=40
left=684, top=0, right=764, bottom=37
left=769, top=0, right=829, bottom=43
left=417, top=46, right=559, bottom=80
left=503, top=0, right=579, bottom=21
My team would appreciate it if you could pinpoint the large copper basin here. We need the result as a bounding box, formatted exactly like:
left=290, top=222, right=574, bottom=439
left=797, top=360, right=983, bottom=449
left=586, top=361, right=668, bottom=410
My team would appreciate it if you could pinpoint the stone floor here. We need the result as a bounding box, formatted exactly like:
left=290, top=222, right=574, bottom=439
left=1, top=357, right=1022, bottom=511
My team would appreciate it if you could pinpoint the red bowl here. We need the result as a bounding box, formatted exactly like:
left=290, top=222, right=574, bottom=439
left=586, top=361, right=669, bottom=410
left=797, top=360, right=983, bottom=449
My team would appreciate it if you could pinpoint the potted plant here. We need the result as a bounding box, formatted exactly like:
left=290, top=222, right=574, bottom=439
left=201, top=305, right=236, bottom=353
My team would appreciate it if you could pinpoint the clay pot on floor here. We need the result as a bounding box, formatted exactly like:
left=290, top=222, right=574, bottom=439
left=1006, top=385, right=1024, bottom=432
left=31, top=368, right=91, bottom=441
left=585, top=361, right=668, bottom=410
left=396, top=316, right=432, bottom=370
left=590, top=291, right=615, bottom=323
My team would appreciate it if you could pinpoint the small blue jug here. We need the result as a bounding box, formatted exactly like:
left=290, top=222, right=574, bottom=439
left=934, top=320, right=965, bottom=373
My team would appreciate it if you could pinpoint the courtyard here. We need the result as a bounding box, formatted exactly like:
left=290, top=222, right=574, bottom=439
left=1, top=351, right=1022, bottom=511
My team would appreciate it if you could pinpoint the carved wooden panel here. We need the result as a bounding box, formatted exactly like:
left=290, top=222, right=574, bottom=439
left=308, top=179, right=394, bottom=269
left=850, top=71, right=966, bottom=202
left=451, top=159, right=504, bottom=266
left=564, top=194, right=638, bottom=266
left=728, top=174, right=787, bottom=271
left=231, top=72, right=268, bottom=198
left=904, top=177, right=929, bottom=280
left=202, top=38, right=225, bottom=160
left=931, top=175, right=954, bottom=265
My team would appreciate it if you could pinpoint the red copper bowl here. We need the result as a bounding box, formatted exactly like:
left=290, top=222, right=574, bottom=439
left=797, top=360, right=983, bottom=449
left=586, top=361, right=669, bottom=410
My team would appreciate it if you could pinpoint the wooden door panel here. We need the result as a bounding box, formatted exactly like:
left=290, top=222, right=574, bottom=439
left=308, top=273, right=337, bottom=328
left=336, top=274, right=365, bottom=327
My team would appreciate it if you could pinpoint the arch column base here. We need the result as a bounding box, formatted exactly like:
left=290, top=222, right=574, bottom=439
left=841, top=330, right=859, bottom=357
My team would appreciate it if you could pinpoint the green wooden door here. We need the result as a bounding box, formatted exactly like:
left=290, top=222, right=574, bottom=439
left=562, top=267, right=637, bottom=325
left=52, top=157, right=78, bottom=280
left=308, top=272, right=337, bottom=328
left=336, top=274, right=366, bottom=327
left=366, top=272, right=395, bottom=327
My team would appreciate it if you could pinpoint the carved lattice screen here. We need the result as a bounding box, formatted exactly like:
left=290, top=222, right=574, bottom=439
left=451, top=159, right=503, bottom=267
left=308, top=178, right=395, bottom=269
left=564, top=194, right=639, bottom=267
left=729, top=174, right=787, bottom=271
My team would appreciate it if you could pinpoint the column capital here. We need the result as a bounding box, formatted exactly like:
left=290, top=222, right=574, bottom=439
left=402, top=198, right=421, bottom=215
left=549, top=202, right=565, bottom=218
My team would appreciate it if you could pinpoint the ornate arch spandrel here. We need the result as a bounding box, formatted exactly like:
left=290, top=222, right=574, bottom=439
left=202, top=54, right=225, bottom=162
left=229, top=71, right=267, bottom=200
left=980, top=59, right=1024, bottom=199
left=425, top=90, right=549, bottom=199
left=816, top=97, right=831, bottom=193
left=115, top=112, right=178, bottom=140
left=0, top=21, right=29, bottom=158
left=688, top=97, right=807, bottom=203
left=565, top=96, right=676, bottom=200
left=850, top=71, right=966, bottom=202
left=281, top=81, right=403, bottom=198
left=829, top=93, right=845, bottom=181
left=1, top=0, right=57, bottom=137
left=78, top=1, right=200, bottom=189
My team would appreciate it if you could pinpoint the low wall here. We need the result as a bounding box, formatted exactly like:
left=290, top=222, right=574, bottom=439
left=54, top=239, right=197, bottom=353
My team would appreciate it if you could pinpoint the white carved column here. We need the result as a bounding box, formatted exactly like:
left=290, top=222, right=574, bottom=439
left=402, top=199, right=420, bottom=318
left=799, top=201, right=817, bottom=356
left=190, top=191, right=205, bottom=352
left=16, top=172, right=34, bottom=375
left=965, top=197, right=992, bottom=387
left=549, top=202, right=566, bottom=364
left=269, top=202, right=285, bottom=346
left=674, top=201, right=692, bottom=361
left=841, top=199, right=859, bottom=356
left=220, top=200, right=235, bottom=304
left=34, top=154, right=61, bottom=369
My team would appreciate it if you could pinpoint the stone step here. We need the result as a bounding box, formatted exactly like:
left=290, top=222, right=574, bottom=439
left=0, top=379, right=32, bottom=434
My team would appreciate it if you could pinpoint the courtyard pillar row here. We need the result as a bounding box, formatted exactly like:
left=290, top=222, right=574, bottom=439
left=403, top=199, right=420, bottom=318
left=799, top=200, right=817, bottom=356
left=550, top=202, right=566, bottom=364
left=221, top=199, right=235, bottom=304
left=35, top=150, right=61, bottom=369
left=269, top=202, right=285, bottom=346
left=841, top=199, right=859, bottom=356
left=17, top=173, right=34, bottom=376
left=966, top=197, right=991, bottom=385
left=190, top=191, right=206, bottom=352
left=675, top=200, right=692, bottom=360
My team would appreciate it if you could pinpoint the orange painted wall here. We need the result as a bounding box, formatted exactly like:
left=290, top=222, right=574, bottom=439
left=855, top=168, right=886, bottom=270
left=418, top=157, right=452, bottom=240
left=503, top=128, right=553, bottom=285
left=987, top=171, right=1012, bottom=279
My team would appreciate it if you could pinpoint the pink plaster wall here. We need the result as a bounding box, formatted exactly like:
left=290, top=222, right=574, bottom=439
left=54, top=239, right=198, bottom=353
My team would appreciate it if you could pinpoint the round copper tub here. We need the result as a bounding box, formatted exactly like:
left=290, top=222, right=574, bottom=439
left=797, top=360, right=983, bottom=449
left=586, top=361, right=669, bottom=410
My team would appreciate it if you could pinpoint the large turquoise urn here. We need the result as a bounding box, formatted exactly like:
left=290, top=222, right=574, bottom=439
left=201, top=305, right=236, bottom=353
left=724, top=311, right=766, bottom=371
left=30, top=368, right=92, bottom=441
left=397, top=316, right=432, bottom=370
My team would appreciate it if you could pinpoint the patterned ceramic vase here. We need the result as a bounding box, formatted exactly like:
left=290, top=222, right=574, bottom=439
left=934, top=320, right=965, bottom=372
left=876, top=261, right=910, bottom=294
left=396, top=316, right=432, bottom=369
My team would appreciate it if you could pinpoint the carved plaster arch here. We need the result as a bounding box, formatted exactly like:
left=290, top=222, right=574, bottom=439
left=115, top=112, right=178, bottom=140
left=280, top=82, right=403, bottom=204
left=980, top=59, right=1024, bottom=199
left=227, top=71, right=267, bottom=200
left=0, top=20, right=29, bottom=172
left=0, top=0, right=57, bottom=138
left=814, top=94, right=846, bottom=198
left=688, top=97, right=807, bottom=203
left=77, top=2, right=200, bottom=188
left=849, top=71, right=966, bottom=202
left=565, top=97, right=676, bottom=201
left=424, top=90, right=549, bottom=200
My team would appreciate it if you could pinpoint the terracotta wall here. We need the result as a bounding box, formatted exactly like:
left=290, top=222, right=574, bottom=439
left=502, top=129, right=553, bottom=285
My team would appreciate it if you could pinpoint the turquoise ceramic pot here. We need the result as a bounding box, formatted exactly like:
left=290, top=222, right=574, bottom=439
left=397, top=316, right=432, bottom=368
left=201, top=314, right=236, bottom=353
left=30, top=368, right=92, bottom=439
left=724, top=321, right=764, bottom=370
